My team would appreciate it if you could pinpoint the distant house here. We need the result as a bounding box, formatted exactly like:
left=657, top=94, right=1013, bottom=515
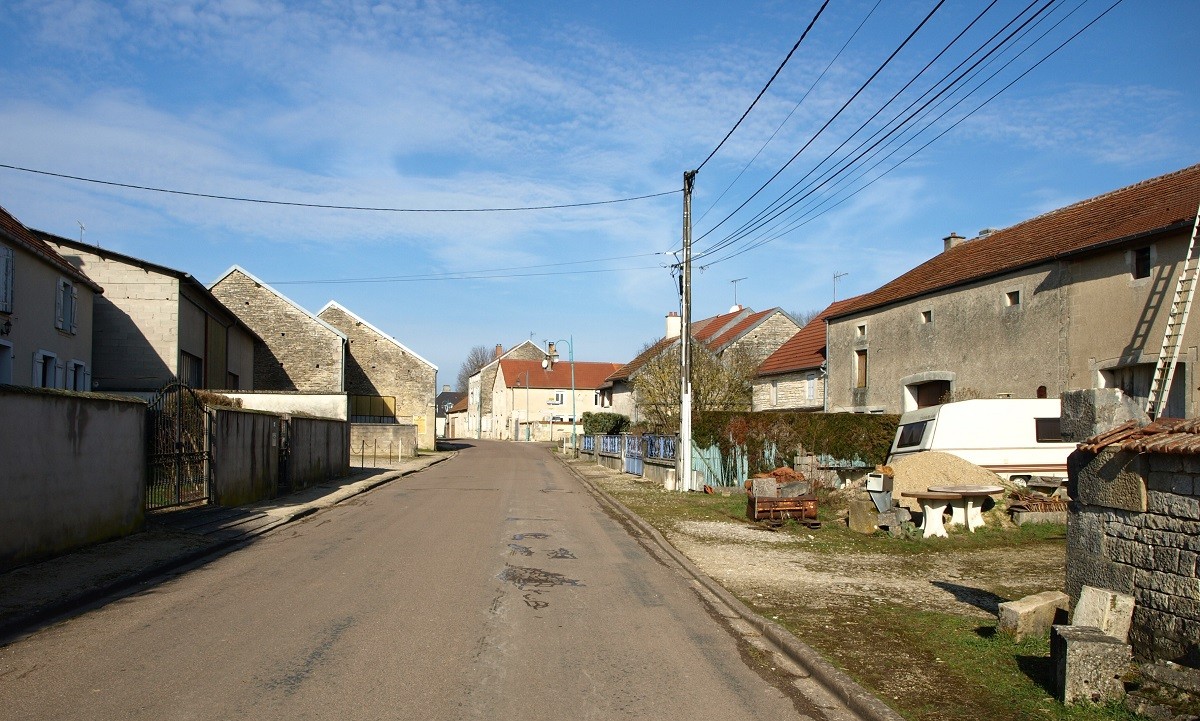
left=0, top=204, right=102, bottom=388
left=466, top=341, right=544, bottom=438
left=604, top=306, right=802, bottom=423
left=445, top=395, right=469, bottom=438
left=209, top=266, right=347, bottom=393
left=435, top=385, right=465, bottom=438
left=45, top=234, right=256, bottom=393
left=825, top=163, right=1200, bottom=417
left=317, top=301, right=438, bottom=449
left=491, top=358, right=623, bottom=440
left=753, top=298, right=860, bottom=412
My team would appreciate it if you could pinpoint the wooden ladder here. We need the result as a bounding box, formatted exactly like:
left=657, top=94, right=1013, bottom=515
left=1147, top=202, right=1200, bottom=418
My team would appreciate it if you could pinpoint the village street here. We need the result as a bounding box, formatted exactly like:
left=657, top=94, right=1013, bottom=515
left=0, top=441, right=842, bottom=721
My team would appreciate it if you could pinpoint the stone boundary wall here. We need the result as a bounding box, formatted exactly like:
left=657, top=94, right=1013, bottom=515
left=287, top=416, right=350, bottom=490
left=1067, top=447, right=1200, bottom=663
left=210, top=408, right=280, bottom=507
left=350, top=423, right=418, bottom=461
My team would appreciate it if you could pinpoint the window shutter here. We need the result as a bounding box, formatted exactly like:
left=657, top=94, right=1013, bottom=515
left=55, top=280, right=65, bottom=330
left=69, top=284, right=78, bottom=334
left=55, top=360, right=65, bottom=388
left=84, top=368, right=92, bottom=391
left=32, top=352, right=43, bottom=386
left=0, top=246, right=12, bottom=313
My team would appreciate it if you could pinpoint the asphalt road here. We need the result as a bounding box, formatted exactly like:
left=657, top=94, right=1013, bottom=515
left=0, top=441, right=822, bottom=720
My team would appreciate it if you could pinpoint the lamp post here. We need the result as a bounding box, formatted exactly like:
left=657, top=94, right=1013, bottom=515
left=542, top=336, right=576, bottom=452
left=515, top=370, right=531, bottom=441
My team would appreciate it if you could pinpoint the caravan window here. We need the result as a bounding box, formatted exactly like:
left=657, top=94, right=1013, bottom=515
left=1035, top=418, right=1063, bottom=443
left=896, top=421, right=929, bottom=449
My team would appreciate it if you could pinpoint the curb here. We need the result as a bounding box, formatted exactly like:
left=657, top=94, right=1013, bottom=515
left=555, top=452, right=905, bottom=721
left=0, top=453, right=453, bottom=643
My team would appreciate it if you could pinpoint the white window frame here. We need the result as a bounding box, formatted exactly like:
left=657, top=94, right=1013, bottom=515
left=806, top=372, right=817, bottom=401
left=33, top=349, right=59, bottom=388
left=55, top=277, right=78, bottom=334
left=551, top=390, right=565, bottom=405
left=769, top=379, right=778, bottom=406
left=0, top=245, right=13, bottom=314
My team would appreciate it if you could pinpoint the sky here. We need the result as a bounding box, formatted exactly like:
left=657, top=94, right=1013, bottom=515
left=1, top=0, right=1198, bottom=388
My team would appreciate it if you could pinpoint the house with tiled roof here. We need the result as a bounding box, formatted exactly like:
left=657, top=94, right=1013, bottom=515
left=0, top=203, right=103, bottom=388
left=490, top=358, right=623, bottom=441
left=445, top=395, right=469, bottom=438
left=45, top=233, right=257, bottom=393
left=825, top=163, right=1200, bottom=417
left=465, top=340, right=544, bottom=438
left=753, top=297, right=861, bottom=412
left=604, top=306, right=801, bottom=424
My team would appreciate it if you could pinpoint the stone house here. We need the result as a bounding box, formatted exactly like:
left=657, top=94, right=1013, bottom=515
left=753, top=297, right=860, bottom=412
left=446, top=395, right=469, bottom=439
left=825, top=163, right=1200, bottom=416
left=604, top=306, right=802, bottom=424
left=317, top=301, right=438, bottom=450
left=435, top=385, right=465, bottom=438
left=1070, top=414, right=1200, bottom=666
left=0, top=203, right=101, bottom=388
left=466, top=340, right=543, bottom=438
left=490, top=359, right=623, bottom=440
left=210, top=266, right=347, bottom=393
left=45, top=233, right=256, bottom=392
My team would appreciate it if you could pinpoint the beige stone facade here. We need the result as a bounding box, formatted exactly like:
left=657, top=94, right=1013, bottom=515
left=47, top=235, right=255, bottom=392
left=318, top=302, right=437, bottom=449
left=751, top=371, right=824, bottom=412
left=466, top=340, right=543, bottom=438
left=210, top=267, right=346, bottom=393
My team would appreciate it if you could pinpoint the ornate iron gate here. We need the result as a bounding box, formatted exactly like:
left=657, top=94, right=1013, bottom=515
left=146, top=381, right=211, bottom=510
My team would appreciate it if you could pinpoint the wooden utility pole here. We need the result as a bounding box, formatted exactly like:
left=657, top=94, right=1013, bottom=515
left=679, top=170, right=697, bottom=492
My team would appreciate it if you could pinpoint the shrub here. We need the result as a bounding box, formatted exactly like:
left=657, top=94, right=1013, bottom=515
left=581, top=411, right=630, bottom=435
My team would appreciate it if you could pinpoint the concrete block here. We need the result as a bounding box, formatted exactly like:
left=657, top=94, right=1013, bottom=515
left=847, top=499, right=878, bottom=534
left=1073, top=585, right=1136, bottom=642
left=1076, top=449, right=1148, bottom=512
left=1012, top=510, right=1068, bottom=525
left=998, top=591, right=1069, bottom=641
left=751, top=478, right=778, bottom=498
left=877, top=506, right=912, bottom=534
left=778, top=480, right=811, bottom=498
left=1060, top=388, right=1149, bottom=443
left=1052, top=624, right=1132, bottom=705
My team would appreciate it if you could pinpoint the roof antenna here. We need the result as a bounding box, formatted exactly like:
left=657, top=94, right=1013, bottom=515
left=77, top=220, right=91, bottom=247
left=730, top=277, right=747, bottom=311
left=833, top=271, right=848, bottom=301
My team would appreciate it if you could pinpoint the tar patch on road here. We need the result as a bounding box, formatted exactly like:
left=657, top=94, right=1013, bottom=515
left=261, top=615, right=356, bottom=697
left=498, top=564, right=583, bottom=611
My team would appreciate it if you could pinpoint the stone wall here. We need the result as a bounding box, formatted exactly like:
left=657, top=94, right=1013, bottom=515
left=350, top=423, right=418, bottom=461
left=211, top=269, right=344, bottom=392
left=730, top=312, right=802, bottom=365
left=752, top=371, right=823, bottom=412
left=318, top=304, right=436, bottom=449
left=1067, top=447, right=1200, bottom=664
left=210, top=407, right=280, bottom=507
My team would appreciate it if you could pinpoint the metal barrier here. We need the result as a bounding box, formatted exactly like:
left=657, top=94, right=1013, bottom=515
left=645, top=434, right=677, bottom=461
left=582, top=435, right=595, bottom=452
left=598, top=434, right=622, bottom=456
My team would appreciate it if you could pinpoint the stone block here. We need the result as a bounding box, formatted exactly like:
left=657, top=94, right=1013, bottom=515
left=998, top=591, right=1069, bottom=641
left=751, top=478, right=778, bottom=498
left=778, top=480, right=812, bottom=498
left=1073, top=585, right=1136, bottom=642
left=1060, top=388, right=1148, bottom=443
left=1076, top=449, right=1148, bottom=512
left=876, top=507, right=912, bottom=535
left=1012, top=510, right=1068, bottom=526
left=1052, top=624, right=1132, bottom=705
left=847, top=499, right=878, bottom=534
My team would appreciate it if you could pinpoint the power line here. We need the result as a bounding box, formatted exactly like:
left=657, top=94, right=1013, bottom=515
left=270, top=252, right=668, bottom=284
left=693, top=0, right=831, bottom=173
left=0, top=162, right=679, bottom=212
left=268, top=263, right=667, bottom=285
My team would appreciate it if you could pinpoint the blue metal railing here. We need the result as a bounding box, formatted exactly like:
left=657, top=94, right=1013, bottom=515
left=582, top=435, right=595, bottom=452
left=598, top=434, right=622, bottom=455
left=645, top=434, right=677, bottom=461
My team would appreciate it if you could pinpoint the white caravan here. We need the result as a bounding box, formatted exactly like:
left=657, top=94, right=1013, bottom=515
left=886, top=398, right=1075, bottom=480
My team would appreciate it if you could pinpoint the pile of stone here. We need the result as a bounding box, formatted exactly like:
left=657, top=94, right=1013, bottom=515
left=887, top=451, right=1008, bottom=513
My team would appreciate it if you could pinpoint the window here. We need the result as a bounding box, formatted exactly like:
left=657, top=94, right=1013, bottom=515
left=770, top=380, right=778, bottom=405
left=855, top=349, right=867, bottom=388
left=856, top=324, right=867, bottom=337
left=0, top=340, right=12, bottom=384
left=806, top=372, right=816, bottom=401
left=66, top=360, right=89, bottom=391
left=1035, top=418, right=1063, bottom=442
left=227, top=372, right=240, bottom=390
left=1133, top=247, right=1151, bottom=279
left=180, top=351, right=203, bottom=387
left=0, top=246, right=12, bottom=313
left=33, top=350, right=58, bottom=388
left=896, top=420, right=929, bottom=449
left=1005, top=290, right=1021, bottom=307
left=55, top=278, right=78, bottom=334
left=920, top=309, right=932, bottom=324
left=551, top=390, right=565, bottom=405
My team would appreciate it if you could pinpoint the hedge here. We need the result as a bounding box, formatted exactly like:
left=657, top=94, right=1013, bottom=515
left=693, top=411, right=900, bottom=473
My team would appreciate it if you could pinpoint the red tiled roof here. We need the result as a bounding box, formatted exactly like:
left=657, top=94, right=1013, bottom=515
left=757, top=297, right=862, bottom=376
left=831, top=163, right=1200, bottom=320
left=498, top=359, right=623, bottom=390
left=605, top=336, right=677, bottom=383
left=693, top=308, right=749, bottom=343
left=1078, top=417, right=1200, bottom=454
left=448, top=396, right=469, bottom=413
left=0, top=204, right=102, bottom=292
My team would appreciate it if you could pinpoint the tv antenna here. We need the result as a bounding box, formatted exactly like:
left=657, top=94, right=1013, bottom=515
left=77, top=220, right=89, bottom=246
left=730, top=277, right=747, bottom=307
left=833, top=271, right=848, bottom=301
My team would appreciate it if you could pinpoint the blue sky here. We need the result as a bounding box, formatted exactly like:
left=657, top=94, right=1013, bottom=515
left=2, top=0, right=1197, bottom=386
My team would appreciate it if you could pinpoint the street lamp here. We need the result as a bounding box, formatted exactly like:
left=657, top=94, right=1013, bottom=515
left=515, top=370, right=532, bottom=441
left=542, top=336, right=576, bottom=452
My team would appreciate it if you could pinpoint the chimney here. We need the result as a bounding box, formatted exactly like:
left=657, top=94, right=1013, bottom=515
left=665, top=311, right=681, bottom=339
left=494, top=343, right=503, bottom=360
left=442, top=385, right=450, bottom=393
left=943, top=232, right=965, bottom=252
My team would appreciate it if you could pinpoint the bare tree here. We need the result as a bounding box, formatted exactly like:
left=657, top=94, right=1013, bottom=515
left=456, top=345, right=494, bottom=392
left=632, top=339, right=756, bottom=432
left=789, top=308, right=822, bottom=328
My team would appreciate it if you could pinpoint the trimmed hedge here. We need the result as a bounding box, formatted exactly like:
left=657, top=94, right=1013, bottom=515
left=581, top=411, right=630, bottom=435
left=694, top=411, right=899, bottom=474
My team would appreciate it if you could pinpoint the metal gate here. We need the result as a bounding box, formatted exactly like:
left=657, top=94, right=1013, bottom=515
left=623, top=434, right=644, bottom=475
left=146, top=381, right=211, bottom=510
